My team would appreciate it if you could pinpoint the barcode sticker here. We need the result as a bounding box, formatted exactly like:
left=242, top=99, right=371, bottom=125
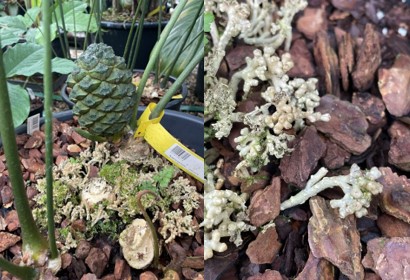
left=165, top=144, right=204, bottom=181
left=135, top=103, right=205, bottom=183
left=27, top=113, right=40, bottom=135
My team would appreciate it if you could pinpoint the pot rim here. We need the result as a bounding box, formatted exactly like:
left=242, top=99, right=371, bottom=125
left=100, top=20, right=168, bottom=29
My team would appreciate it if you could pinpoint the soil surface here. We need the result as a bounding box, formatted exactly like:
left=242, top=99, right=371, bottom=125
left=205, top=0, right=410, bottom=279
left=0, top=116, right=204, bottom=280
left=0, top=53, right=203, bottom=279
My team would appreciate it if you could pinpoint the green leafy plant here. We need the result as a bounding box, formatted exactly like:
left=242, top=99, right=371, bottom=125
left=0, top=1, right=97, bottom=48
left=2, top=42, right=75, bottom=127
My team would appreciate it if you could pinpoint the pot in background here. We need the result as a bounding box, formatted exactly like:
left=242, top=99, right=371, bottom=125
left=99, top=21, right=167, bottom=69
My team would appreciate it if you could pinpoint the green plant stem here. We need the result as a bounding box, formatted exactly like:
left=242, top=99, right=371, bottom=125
left=56, top=0, right=70, bottom=59
left=84, top=0, right=98, bottom=51
left=154, top=0, right=163, bottom=83
left=24, top=0, right=31, bottom=9
left=123, top=0, right=143, bottom=64
left=42, top=0, right=59, bottom=259
left=72, top=0, right=77, bottom=57
left=0, top=258, right=38, bottom=280
left=53, top=10, right=68, bottom=59
left=0, top=40, right=48, bottom=262
left=130, top=0, right=188, bottom=129
left=128, top=0, right=148, bottom=70
left=150, top=48, right=203, bottom=119
left=136, top=190, right=161, bottom=268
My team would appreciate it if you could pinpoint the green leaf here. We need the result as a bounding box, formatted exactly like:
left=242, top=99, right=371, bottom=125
left=204, top=12, right=214, bottom=33
left=0, top=16, right=27, bottom=47
left=52, top=1, right=98, bottom=33
left=154, top=166, right=175, bottom=189
left=3, top=42, right=75, bottom=77
left=23, top=7, right=41, bottom=27
left=0, top=28, right=24, bottom=47
left=24, top=23, right=58, bottom=45
left=158, top=0, right=204, bottom=77
left=0, top=15, right=27, bottom=29
left=50, top=57, right=76, bottom=74
left=7, top=83, right=30, bottom=128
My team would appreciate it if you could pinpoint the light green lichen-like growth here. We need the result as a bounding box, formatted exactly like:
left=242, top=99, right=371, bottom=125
left=205, top=0, right=306, bottom=137
left=205, top=77, right=243, bottom=139
left=231, top=48, right=330, bottom=172
left=201, top=170, right=254, bottom=260
left=32, top=140, right=202, bottom=250
left=158, top=209, right=196, bottom=244
left=205, top=0, right=329, bottom=172
left=281, top=164, right=383, bottom=218
left=203, top=0, right=331, bottom=261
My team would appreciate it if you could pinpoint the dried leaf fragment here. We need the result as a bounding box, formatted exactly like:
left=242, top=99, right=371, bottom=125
left=362, top=237, right=410, bottom=280
left=338, top=33, right=354, bottom=91
left=378, top=54, right=410, bottom=117
left=246, top=227, right=282, bottom=264
left=314, top=31, right=340, bottom=96
left=352, top=23, right=381, bottom=91
left=314, top=95, right=371, bottom=155
left=388, top=121, right=410, bottom=171
left=308, top=196, right=364, bottom=280
left=295, top=252, right=334, bottom=280
left=249, top=177, right=281, bottom=227
left=378, top=167, right=410, bottom=223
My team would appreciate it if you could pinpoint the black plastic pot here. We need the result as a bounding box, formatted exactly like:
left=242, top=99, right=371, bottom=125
left=61, top=69, right=188, bottom=111
left=99, top=21, right=167, bottom=69
left=8, top=74, right=67, bottom=93
left=8, top=108, right=203, bottom=157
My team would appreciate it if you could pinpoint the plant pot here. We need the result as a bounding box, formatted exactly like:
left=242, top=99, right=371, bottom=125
left=28, top=96, right=44, bottom=118
left=9, top=108, right=203, bottom=157
left=61, top=69, right=188, bottom=111
left=98, top=20, right=167, bottom=69
left=8, top=74, right=67, bottom=93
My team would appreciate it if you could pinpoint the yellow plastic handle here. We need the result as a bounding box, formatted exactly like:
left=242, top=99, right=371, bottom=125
left=135, top=103, right=204, bottom=183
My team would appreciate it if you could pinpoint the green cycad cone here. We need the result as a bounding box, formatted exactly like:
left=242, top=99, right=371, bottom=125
left=67, top=43, right=137, bottom=138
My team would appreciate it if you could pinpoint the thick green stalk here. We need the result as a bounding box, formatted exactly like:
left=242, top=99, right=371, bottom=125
left=0, top=258, right=38, bottom=280
left=42, top=0, right=59, bottom=259
left=150, top=48, right=203, bottom=119
left=130, top=0, right=188, bottom=129
left=0, top=40, right=48, bottom=262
